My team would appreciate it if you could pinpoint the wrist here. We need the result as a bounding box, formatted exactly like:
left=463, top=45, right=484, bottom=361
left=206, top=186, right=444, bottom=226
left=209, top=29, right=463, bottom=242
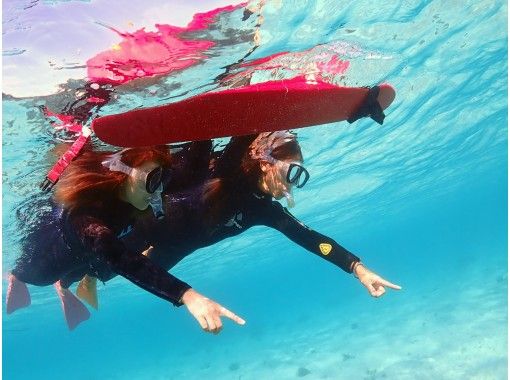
left=179, top=288, right=194, bottom=305
left=352, top=261, right=364, bottom=278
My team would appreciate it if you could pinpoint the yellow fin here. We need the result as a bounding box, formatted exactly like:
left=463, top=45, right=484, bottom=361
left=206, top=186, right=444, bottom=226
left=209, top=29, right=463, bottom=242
left=319, top=243, right=332, bottom=255
left=76, top=275, right=98, bottom=310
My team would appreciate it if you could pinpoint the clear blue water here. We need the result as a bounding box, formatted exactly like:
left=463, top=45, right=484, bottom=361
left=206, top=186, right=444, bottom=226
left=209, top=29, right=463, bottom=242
left=2, top=1, right=507, bottom=379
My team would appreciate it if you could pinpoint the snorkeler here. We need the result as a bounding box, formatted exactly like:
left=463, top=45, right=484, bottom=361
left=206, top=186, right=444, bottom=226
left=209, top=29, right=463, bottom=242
left=6, top=145, right=244, bottom=331
left=168, top=131, right=400, bottom=294
left=73, top=131, right=401, bottom=334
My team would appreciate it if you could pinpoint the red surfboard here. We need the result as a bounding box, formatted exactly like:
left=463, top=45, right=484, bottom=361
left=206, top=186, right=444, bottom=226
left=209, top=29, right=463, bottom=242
left=92, top=77, right=396, bottom=147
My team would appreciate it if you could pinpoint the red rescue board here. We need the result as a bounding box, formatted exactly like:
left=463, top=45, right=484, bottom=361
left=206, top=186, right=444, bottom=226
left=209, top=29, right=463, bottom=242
left=92, top=77, right=396, bottom=147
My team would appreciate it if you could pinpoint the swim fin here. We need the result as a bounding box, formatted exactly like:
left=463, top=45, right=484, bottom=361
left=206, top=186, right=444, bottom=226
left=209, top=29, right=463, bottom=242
left=76, top=275, right=98, bottom=310
left=54, top=281, right=90, bottom=330
left=6, top=274, right=31, bottom=314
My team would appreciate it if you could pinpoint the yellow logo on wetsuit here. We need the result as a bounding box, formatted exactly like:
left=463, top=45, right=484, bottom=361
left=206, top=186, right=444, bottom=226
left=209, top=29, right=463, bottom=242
left=319, top=243, right=332, bottom=255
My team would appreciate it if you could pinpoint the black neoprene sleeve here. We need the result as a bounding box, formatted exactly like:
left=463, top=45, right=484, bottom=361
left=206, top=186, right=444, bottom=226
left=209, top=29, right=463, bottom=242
left=72, top=215, right=191, bottom=306
left=261, top=201, right=360, bottom=273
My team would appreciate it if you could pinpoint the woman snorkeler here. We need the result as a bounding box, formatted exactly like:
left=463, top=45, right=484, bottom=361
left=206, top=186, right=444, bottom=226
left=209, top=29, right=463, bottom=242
left=6, top=145, right=245, bottom=330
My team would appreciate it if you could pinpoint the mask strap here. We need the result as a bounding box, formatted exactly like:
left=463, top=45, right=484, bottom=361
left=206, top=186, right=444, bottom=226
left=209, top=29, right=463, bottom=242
left=249, top=130, right=297, bottom=162
left=40, top=126, right=92, bottom=192
left=101, top=149, right=134, bottom=176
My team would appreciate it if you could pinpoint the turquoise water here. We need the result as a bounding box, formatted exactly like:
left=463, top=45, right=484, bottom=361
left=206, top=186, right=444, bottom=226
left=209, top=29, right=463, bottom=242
left=2, top=1, right=507, bottom=379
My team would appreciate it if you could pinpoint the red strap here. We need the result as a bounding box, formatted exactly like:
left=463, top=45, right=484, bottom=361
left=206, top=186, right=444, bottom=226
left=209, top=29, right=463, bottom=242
left=41, top=127, right=91, bottom=191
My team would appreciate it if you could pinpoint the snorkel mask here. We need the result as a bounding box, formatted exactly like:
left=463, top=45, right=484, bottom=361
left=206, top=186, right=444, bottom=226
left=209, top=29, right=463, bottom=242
left=283, top=161, right=309, bottom=188
left=102, top=150, right=166, bottom=219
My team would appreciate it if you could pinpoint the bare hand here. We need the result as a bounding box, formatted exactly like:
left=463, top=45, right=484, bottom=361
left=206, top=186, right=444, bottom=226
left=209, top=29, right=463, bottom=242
left=181, top=288, right=246, bottom=334
left=354, top=264, right=402, bottom=297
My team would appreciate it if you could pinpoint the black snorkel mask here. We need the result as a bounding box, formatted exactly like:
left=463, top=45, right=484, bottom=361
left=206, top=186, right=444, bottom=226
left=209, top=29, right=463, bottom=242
left=286, top=162, right=309, bottom=188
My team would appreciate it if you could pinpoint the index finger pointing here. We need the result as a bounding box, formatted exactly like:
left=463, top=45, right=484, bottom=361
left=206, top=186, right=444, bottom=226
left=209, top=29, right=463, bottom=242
left=379, top=278, right=402, bottom=290
left=219, top=306, right=246, bottom=325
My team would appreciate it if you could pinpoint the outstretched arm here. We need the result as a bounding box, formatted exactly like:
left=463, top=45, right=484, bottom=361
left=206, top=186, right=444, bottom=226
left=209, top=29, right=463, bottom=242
left=72, top=215, right=247, bottom=332
left=261, top=201, right=360, bottom=272
left=72, top=215, right=191, bottom=306
left=260, top=202, right=401, bottom=296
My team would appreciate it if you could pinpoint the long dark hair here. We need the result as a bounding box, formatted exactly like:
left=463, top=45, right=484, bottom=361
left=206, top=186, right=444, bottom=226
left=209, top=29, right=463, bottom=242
left=54, top=146, right=171, bottom=211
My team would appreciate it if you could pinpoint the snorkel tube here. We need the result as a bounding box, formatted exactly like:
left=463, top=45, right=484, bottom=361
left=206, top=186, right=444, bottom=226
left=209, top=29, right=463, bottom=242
left=283, top=190, right=295, bottom=208
left=149, top=185, right=165, bottom=220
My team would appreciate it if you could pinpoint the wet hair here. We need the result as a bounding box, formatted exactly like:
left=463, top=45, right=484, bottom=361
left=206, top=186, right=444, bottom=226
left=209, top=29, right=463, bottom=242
left=241, top=131, right=303, bottom=188
left=54, top=146, right=171, bottom=211
left=203, top=132, right=303, bottom=224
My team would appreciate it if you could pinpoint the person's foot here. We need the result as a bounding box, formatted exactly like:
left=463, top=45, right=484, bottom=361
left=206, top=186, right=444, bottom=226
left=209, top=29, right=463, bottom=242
left=76, top=275, right=98, bottom=310
left=54, top=281, right=90, bottom=330
left=6, top=274, right=31, bottom=314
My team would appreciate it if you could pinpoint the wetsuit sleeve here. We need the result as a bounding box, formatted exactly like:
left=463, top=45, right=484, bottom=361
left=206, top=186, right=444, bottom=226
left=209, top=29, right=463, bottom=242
left=212, top=135, right=257, bottom=177
left=259, top=202, right=360, bottom=273
left=71, top=215, right=191, bottom=306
